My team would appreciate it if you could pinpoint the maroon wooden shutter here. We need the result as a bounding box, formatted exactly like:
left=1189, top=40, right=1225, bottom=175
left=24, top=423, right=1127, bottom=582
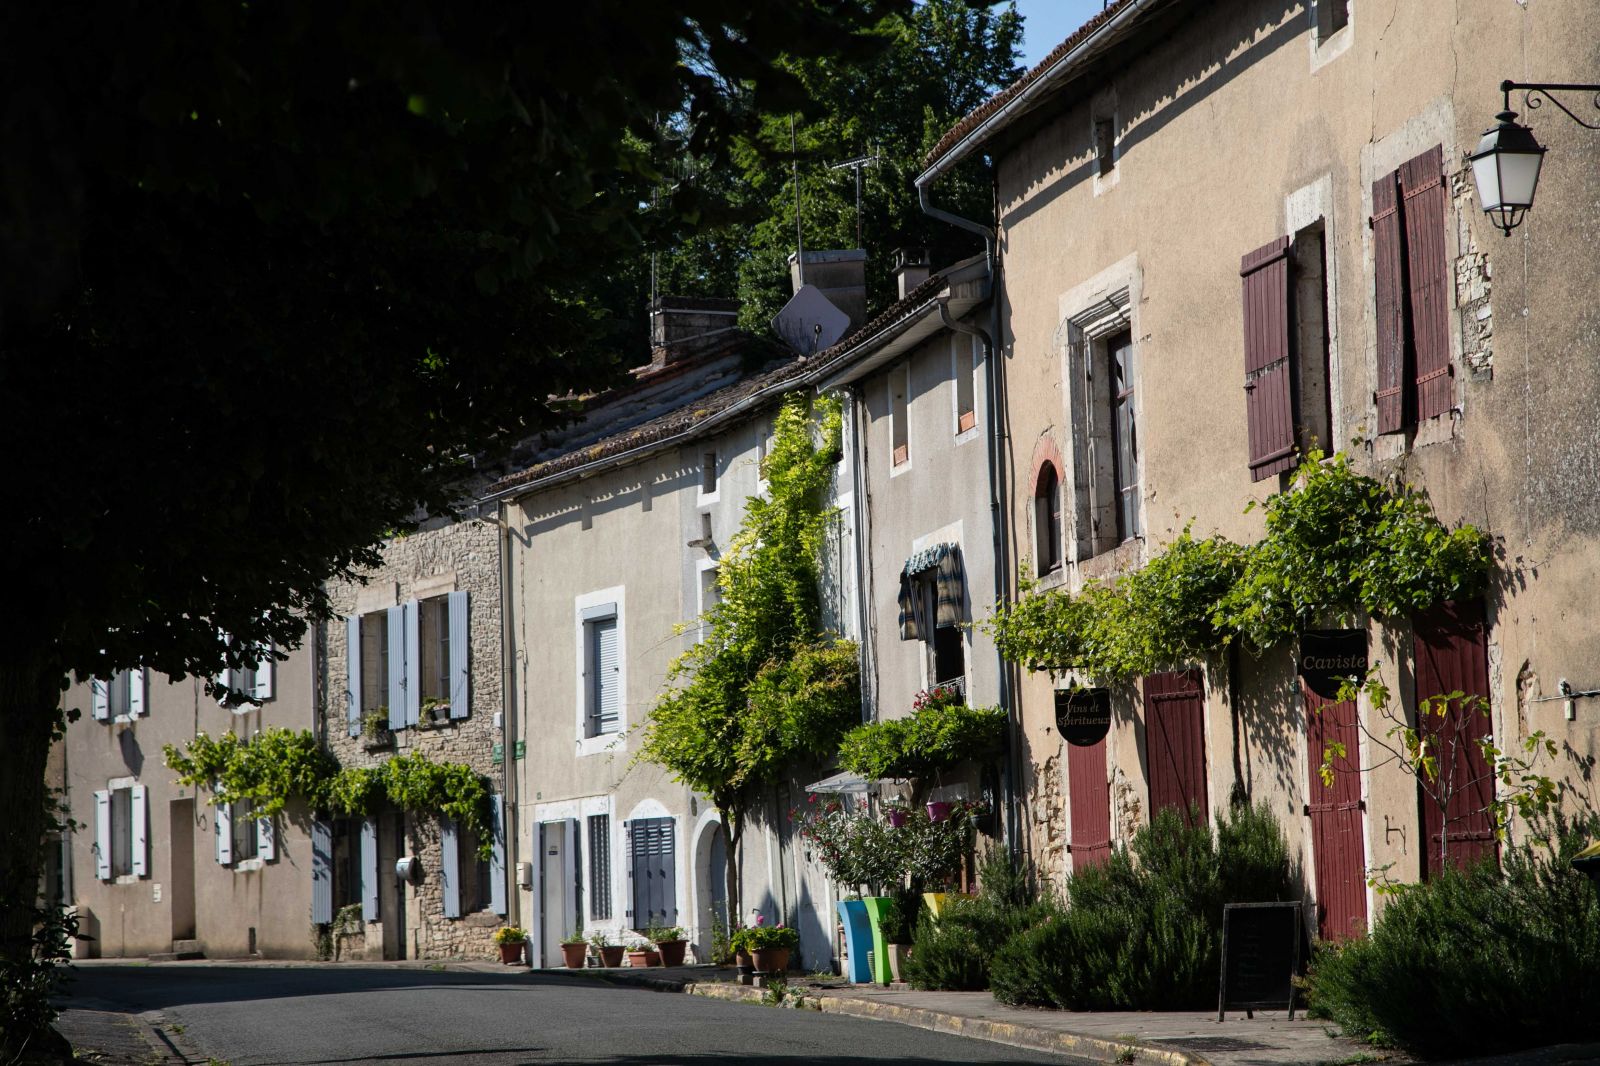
left=1304, top=681, right=1368, bottom=941
left=1413, top=600, right=1497, bottom=878
left=1240, top=237, right=1297, bottom=481
left=1067, top=734, right=1112, bottom=870
left=1371, top=171, right=1409, bottom=434
left=1143, top=669, right=1208, bottom=828
left=1400, top=145, right=1452, bottom=421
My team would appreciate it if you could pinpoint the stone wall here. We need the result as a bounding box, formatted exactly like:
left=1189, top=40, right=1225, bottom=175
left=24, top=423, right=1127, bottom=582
left=320, top=517, right=507, bottom=960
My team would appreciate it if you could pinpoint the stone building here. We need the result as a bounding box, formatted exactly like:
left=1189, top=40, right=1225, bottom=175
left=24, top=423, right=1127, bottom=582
left=915, top=0, right=1600, bottom=938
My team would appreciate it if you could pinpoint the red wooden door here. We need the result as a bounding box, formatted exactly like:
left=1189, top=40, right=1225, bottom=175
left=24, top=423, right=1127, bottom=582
left=1414, top=601, right=1498, bottom=877
left=1067, top=735, right=1112, bottom=871
left=1303, top=681, right=1368, bottom=941
left=1143, top=670, right=1208, bottom=828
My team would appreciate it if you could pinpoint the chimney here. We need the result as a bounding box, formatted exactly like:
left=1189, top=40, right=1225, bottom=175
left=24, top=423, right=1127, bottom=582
left=893, top=248, right=930, bottom=300
left=788, top=249, right=868, bottom=331
left=647, top=296, right=740, bottom=367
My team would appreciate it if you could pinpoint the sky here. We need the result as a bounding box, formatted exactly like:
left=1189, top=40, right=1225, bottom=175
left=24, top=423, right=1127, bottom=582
left=1009, top=0, right=1110, bottom=68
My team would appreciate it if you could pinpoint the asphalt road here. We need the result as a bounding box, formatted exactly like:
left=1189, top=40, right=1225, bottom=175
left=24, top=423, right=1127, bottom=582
left=65, top=964, right=1092, bottom=1066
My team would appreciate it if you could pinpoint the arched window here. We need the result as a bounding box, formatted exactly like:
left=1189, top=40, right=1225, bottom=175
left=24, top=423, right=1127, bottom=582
left=1035, top=466, right=1062, bottom=574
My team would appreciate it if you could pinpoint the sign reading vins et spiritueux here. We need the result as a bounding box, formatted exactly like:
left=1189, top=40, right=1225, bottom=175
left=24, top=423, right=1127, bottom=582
left=1298, top=629, right=1368, bottom=700
left=1053, top=688, right=1111, bottom=747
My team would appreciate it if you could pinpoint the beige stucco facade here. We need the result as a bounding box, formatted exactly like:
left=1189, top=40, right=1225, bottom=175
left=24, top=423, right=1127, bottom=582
left=964, top=0, right=1600, bottom=922
left=59, top=647, right=318, bottom=959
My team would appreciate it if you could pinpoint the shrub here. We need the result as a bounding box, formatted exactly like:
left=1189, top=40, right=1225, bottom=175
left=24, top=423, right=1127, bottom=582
left=1305, top=815, right=1600, bottom=1059
left=903, top=852, right=1048, bottom=991
left=989, top=803, right=1293, bottom=1010
left=837, top=702, right=1007, bottom=781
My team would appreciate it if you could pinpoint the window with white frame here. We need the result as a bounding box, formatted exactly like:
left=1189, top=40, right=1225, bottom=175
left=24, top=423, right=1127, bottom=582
left=890, top=365, right=910, bottom=468
left=953, top=335, right=977, bottom=434
left=215, top=796, right=274, bottom=867
left=91, top=668, right=147, bottom=723
left=232, top=799, right=261, bottom=861
left=699, top=564, right=721, bottom=615
left=93, top=782, right=148, bottom=880
left=1316, top=0, right=1349, bottom=42
left=1064, top=293, right=1141, bottom=558
left=582, top=607, right=621, bottom=738
left=218, top=640, right=275, bottom=708
left=700, top=450, right=719, bottom=497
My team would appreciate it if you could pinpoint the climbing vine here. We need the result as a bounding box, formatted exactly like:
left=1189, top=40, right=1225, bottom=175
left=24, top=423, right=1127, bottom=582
left=987, top=454, right=1494, bottom=680
left=164, top=729, right=493, bottom=858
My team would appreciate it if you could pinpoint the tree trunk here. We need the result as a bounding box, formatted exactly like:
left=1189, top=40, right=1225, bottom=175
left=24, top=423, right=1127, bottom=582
left=0, top=655, right=65, bottom=969
left=719, top=803, right=742, bottom=932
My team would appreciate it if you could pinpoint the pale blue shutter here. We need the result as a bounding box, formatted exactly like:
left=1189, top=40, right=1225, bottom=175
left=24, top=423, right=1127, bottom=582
left=361, top=818, right=379, bottom=921
left=131, top=785, right=149, bottom=877
left=440, top=819, right=461, bottom=919
left=346, top=616, right=362, bottom=737
left=403, top=600, right=421, bottom=728
left=448, top=590, right=470, bottom=719
left=386, top=605, right=405, bottom=731
left=489, top=795, right=507, bottom=916
left=91, top=679, right=109, bottom=722
left=252, top=650, right=274, bottom=702
left=311, top=820, right=334, bottom=924
left=258, top=816, right=276, bottom=862
left=216, top=801, right=234, bottom=866
left=593, top=617, right=620, bottom=734
left=93, top=790, right=111, bottom=880
left=128, top=669, right=147, bottom=718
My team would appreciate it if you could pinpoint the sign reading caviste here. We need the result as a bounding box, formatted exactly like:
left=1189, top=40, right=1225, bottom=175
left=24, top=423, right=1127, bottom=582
left=1054, top=688, right=1111, bottom=747
left=1298, top=629, right=1368, bottom=700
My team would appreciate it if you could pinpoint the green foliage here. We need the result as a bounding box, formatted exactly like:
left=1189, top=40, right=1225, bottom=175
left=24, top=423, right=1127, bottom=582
left=1305, top=814, right=1600, bottom=1058
left=494, top=926, right=529, bottom=946
left=879, top=892, right=920, bottom=944
left=989, top=804, right=1293, bottom=1010
left=0, top=894, right=76, bottom=1060
left=837, top=701, right=1007, bottom=780
left=794, top=798, right=904, bottom=894
left=739, top=923, right=800, bottom=952
left=987, top=456, right=1494, bottom=681
left=164, top=729, right=493, bottom=858
left=902, top=853, right=1048, bottom=992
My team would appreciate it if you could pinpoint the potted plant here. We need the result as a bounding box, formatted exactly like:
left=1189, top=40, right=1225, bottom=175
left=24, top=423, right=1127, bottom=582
left=729, top=927, right=754, bottom=984
left=742, top=917, right=799, bottom=976
left=626, top=931, right=661, bottom=968
left=560, top=929, right=588, bottom=969
left=880, top=893, right=918, bottom=984
left=492, top=926, right=528, bottom=966
left=883, top=800, right=911, bottom=828
left=651, top=925, right=689, bottom=967
left=925, top=800, right=954, bottom=822
left=362, top=710, right=394, bottom=751
left=589, top=929, right=624, bottom=968
left=419, top=696, right=451, bottom=728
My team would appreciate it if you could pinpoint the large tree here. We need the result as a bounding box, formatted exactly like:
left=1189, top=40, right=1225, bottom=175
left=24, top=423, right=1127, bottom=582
left=0, top=0, right=911, bottom=1039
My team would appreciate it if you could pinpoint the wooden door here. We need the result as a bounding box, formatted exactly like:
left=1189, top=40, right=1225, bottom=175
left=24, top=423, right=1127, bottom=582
left=1303, top=683, right=1367, bottom=940
left=1067, top=736, right=1112, bottom=870
left=1414, top=601, right=1497, bottom=877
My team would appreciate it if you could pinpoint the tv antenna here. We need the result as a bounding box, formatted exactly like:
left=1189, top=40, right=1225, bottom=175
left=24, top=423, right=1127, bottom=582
left=828, top=150, right=882, bottom=248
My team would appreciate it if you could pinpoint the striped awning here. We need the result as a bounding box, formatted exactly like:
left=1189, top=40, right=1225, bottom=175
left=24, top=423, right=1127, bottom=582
left=898, top=543, right=965, bottom=640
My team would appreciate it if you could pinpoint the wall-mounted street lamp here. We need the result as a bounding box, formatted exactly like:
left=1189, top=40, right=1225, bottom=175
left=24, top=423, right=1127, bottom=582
left=1471, top=80, right=1600, bottom=235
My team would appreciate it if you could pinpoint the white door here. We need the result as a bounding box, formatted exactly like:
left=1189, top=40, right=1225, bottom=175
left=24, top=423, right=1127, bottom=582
left=540, top=821, right=577, bottom=967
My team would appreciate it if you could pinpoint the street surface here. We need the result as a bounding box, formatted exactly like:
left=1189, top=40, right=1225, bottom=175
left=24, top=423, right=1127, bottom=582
left=63, top=964, right=1091, bottom=1065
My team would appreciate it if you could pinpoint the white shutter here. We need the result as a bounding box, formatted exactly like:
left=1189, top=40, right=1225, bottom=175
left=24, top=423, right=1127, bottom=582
left=94, top=790, right=112, bottom=880
left=386, top=605, right=406, bottom=731
left=346, top=615, right=362, bottom=737
left=403, top=599, right=421, bottom=727
left=128, top=669, right=147, bottom=719
left=216, top=801, right=233, bottom=866
left=447, top=590, right=470, bottom=719
left=258, top=815, right=276, bottom=862
left=252, top=650, right=274, bottom=702
left=440, top=819, right=461, bottom=919
left=91, top=679, right=110, bottom=722
left=361, top=818, right=380, bottom=921
left=131, top=785, right=149, bottom=877
left=489, top=795, right=507, bottom=916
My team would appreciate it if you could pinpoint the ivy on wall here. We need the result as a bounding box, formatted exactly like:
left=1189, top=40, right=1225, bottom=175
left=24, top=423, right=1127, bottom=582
left=163, top=729, right=494, bottom=858
left=987, top=453, right=1494, bottom=681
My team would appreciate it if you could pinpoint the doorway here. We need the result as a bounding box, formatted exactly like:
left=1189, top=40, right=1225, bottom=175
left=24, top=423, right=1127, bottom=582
left=168, top=799, right=196, bottom=941
left=540, top=820, right=577, bottom=967
left=379, top=812, right=406, bottom=960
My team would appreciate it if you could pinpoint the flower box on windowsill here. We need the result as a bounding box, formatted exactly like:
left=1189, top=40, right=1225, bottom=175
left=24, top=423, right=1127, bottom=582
left=362, top=729, right=395, bottom=752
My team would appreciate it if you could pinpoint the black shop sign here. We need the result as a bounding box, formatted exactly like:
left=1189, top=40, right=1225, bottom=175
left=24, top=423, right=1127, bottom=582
left=1054, top=688, right=1111, bottom=747
left=1298, top=629, right=1368, bottom=700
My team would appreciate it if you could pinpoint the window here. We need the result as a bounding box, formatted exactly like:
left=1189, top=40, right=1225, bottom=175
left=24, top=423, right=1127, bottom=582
left=232, top=800, right=260, bottom=862
left=91, top=668, right=146, bottom=722
left=1065, top=292, right=1140, bottom=559
left=333, top=819, right=362, bottom=908
left=933, top=627, right=966, bottom=690
left=699, top=564, right=721, bottom=615
left=418, top=596, right=451, bottom=707
left=701, top=450, right=718, bottom=496
left=898, top=543, right=967, bottom=689
left=588, top=814, right=613, bottom=921
left=1094, top=117, right=1116, bottom=178
left=1316, top=0, right=1349, bottom=41
left=1034, top=465, right=1063, bottom=574
left=584, top=611, right=621, bottom=738
left=1372, top=144, right=1452, bottom=433
left=954, top=336, right=977, bottom=434
left=359, top=610, right=389, bottom=719
left=347, top=592, right=469, bottom=735
left=215, top=795, right=274, bottom=866
left=1109, top=331, right=1140, bottom=542
left=94, top=783, right=148, bottom=881
left=890, top=366, right=909, bottom=468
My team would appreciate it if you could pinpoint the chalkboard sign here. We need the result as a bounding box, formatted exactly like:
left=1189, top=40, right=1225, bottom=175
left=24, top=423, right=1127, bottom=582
left=1217, top=901, right=1302, bottom=1021
left=1054, top=688, right=1111, bottom=747
left=1298, top=629, right=1367, bottom=699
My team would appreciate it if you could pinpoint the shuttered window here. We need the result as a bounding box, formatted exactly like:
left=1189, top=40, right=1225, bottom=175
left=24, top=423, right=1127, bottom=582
left=1241, top=236, right=1298, bottom=481
left=628, top=817, right=676, bottom=930
left=588, top=814, right=613, bottom=921
left=1143, top=669, right=1208, bottom=828
left=587, top=615, right=620, bottom=736
left=1109, top=332, right=1140, bottom=541
left=1372, top=144, right=1452, bottom=433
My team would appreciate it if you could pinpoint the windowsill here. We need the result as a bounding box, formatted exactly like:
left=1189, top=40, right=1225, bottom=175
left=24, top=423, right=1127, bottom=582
left=1035, top=566, right=1068, bottom=592
left=1309, top=21, right=1353, bottom=72
left=954, top=424, right=981, bottom=447
left=890, top=457, right=914, bottom=478
left=576, top=732, right=624, bottom=759
left=1075, top=537, right=1143, bottom=583
left=697, top=490, right=721, bottom=508
left=234, top=858, right=264, bottom=873
left=113, top=874, right=139, bottom=885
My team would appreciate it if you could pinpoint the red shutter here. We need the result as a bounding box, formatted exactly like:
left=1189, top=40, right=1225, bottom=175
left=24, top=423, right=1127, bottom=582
left=1304, top=680, right=1368, bottom=941
left=1240, top=237, right=1297, bottom=481
left=1400, top=145, right=1453, bottom=421
left=1143, top=669, right=1208, bottom=828
left=1413, top=600, right=1497, bottom=878
left=1067, top=734, right=1112, bottom=871
left=1371, top=171, right=1409, bottom=434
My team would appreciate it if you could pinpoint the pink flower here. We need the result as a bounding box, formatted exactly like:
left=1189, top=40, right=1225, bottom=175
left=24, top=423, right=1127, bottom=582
left=755, top=914, right=766, bottom=926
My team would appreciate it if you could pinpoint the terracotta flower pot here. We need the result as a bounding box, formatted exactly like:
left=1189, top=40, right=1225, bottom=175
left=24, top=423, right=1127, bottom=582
left=656, top=939, right=688, bottom=967
left=925, top=800, right=954, bottom=822
left=735, top=948, right=754, bottom=985
left=627, top=949, right=660, bottom=968
left=751, top=946, right=790, bottom=975
left=561, top=942, right=588, bottom=968
left=599, top=945, right=625, bottom=968
left=497, top=941, right=525, bottom=965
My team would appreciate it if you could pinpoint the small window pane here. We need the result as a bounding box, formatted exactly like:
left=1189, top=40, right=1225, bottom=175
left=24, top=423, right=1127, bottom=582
left=588, top=814, right=612, bottom=921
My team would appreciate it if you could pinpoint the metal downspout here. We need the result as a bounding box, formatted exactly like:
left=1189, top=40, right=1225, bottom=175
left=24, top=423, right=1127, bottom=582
left=497, top=500, right=521, bottom=932
left=846, top=384, right=876, bottom=724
